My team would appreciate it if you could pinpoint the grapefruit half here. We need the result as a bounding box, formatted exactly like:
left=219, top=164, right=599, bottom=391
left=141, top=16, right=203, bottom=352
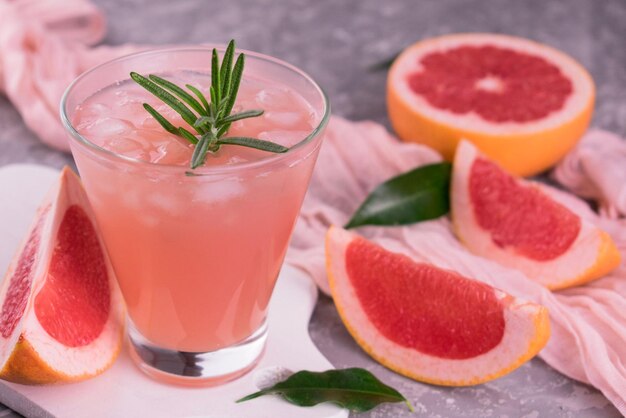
left=387, top=33, right=594, bottom=176
left=0, top=167, right=124, bottom=384
left=451, top=140, right=620, bottom=290
left=326, top=226, right=550, bottom=386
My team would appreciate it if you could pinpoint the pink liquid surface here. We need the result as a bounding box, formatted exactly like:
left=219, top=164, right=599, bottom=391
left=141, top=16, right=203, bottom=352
left=72, top=71, right=322, bottom=352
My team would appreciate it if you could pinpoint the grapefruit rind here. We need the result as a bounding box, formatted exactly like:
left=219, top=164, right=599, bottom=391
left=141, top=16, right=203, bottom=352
left=326, top=226, right=550, bottom=386
left=0, top=168, right=125, bottom=384
left=0, top=335, right=121, bottom=385
left=387, top=33, right=595, bottom=176
left=451, top=141, right=621, bottom=290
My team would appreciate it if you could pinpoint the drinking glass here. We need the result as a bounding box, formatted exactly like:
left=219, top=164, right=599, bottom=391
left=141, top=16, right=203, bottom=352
left=60, top=47, right=329, bottom=385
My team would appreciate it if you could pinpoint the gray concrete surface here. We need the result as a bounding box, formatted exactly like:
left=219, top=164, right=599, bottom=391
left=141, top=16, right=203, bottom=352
left=1, top=0, right=625, bottom=416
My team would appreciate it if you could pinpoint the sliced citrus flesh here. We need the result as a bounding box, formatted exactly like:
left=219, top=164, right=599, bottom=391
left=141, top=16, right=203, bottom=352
left=451, top=140, right=621, bottom=290
left=326, top=226, right=550, bottom=386
left=387, top=33, right=594, bottom=176
left=0, top=168, right=124, bottom=384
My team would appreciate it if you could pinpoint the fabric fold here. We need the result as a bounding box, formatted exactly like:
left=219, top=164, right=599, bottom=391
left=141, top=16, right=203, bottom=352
left=553, top=129, right=626, bottom=219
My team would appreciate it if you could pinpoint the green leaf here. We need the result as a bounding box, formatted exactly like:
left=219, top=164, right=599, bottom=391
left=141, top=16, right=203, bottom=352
left=209, top=86, right=218, bottom=118
left=211, top=48, right=221, bottom=104
left=130, top=72, right=197, bottom=127
left=219, top=95, right=230, bottom=109
left=191, top=133, right=213, bottom=169
left=220, top=40, right=235, bottom=95
left=220, top=109, right=264, bottom=124
left=216, top=122, right=231, bottom=138
left=148, top=74, right=207, bottom=116
left=345, top=162, right=452, bottom=229
left=194, top=116, right=214, bottom=131
left=178, top=127, right=199, bottom=144
left=218, top=136, right=288, bottom=153
left=186, top=84, right=210, bottom=113
left=367, top=50, right=402, bottom=72
left=142, top=103, right=180, bottom=136
left=236, top=368, right=413, bottom=413
left=224, top=53, right=244, bottom=116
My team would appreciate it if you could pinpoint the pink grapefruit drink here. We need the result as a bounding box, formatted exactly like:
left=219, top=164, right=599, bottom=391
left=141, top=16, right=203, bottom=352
left=61, top=47, right=329, bottom=384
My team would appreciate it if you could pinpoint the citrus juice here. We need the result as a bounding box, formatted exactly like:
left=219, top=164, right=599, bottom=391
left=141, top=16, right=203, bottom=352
left=63, top=48, right=328, bottom=362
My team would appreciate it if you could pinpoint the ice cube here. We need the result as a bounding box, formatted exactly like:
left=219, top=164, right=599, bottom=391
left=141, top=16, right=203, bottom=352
left=193, top=179, right=246, bottom=205
left=74, top=103, right=113, bottom=131
left=150, top=138, right=193, bottom=165
left=78, top=103, right=111, bottom=118
left=287, top=89, right=316, bottom=114
left=115, top=89, right=149, bottom=106
left=82, top=117, right=134, bottom=138
left=154, top=104, right=186, bottom=126
left=102, top=136, right=150, bottom=161
left=264, top=111, right=304, bottom=128
left=103, top=137, right=143, bottom=153
left=255, top=87, right=291, bottom=110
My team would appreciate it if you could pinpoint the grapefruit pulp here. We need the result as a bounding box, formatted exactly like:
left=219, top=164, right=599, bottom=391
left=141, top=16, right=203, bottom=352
left=0, top=167, right=124, bottom=384
left=326, top=226, right=550, bottom=386
left=451, top=140, right=620, bottom=290
left=387, top=33, right=594, bottom=176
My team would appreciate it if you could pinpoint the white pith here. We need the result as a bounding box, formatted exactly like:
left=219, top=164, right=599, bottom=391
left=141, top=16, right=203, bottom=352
left=0, top=169, right=124, bottom=377
left=390, top=33, right=594, bottom=135
left=451, top=141, right=602, bottom=287
left=328, top=227, right=544, bottom=383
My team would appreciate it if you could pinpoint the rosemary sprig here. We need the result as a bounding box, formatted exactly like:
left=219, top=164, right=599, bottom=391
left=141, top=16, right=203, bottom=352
left=130, top=40, right=289, bottom=169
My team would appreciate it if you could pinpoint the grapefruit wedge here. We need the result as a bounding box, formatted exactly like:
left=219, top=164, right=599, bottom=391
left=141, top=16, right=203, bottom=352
left=451, top=141, right=621, bottom=290
left=0, top=167, right=124, bottom=384
left=326, top=227, right=550, bottom=386
left=388, top=33, right=594, bottom=176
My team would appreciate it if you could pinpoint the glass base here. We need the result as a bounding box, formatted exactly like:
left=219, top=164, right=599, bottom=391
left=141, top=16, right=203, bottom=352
left=128, top=321, right=267, bottom=386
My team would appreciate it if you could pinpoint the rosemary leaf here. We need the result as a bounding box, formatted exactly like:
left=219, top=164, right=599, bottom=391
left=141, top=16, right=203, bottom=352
left=221, top=109, right=264, bottom=124
left=186, top=84, right=210, bottom=113
left=216, top=122, right=231, bottom=138
left=218, top=136, right=289, bottom=153
left=130, top=72, right=197, bottom=127
left=219, top=96, right=229, bottom=108
left=211, top=48, right=221, bottom=105
left=224, top=54, right=244, bottom=116
left=149, top=75, right=207, bottom=116
left=179, top=127, right=199, bottom=144
left=142, top=103, right=180, bottom=136
left=194, top=116, right=214, bottom=131
left=209, top=86, right=218, bottom=119
left=191, top=133, right=211, bottom=169
left=220, top=40, right=235, bottom=95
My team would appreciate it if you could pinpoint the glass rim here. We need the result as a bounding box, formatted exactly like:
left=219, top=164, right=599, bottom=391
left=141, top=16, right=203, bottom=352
left=60, top=45, right=331, bottom=175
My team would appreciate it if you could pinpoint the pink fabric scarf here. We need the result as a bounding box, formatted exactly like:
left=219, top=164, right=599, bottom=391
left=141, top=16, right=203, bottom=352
left=0, top=0, right=139, bottom=150
left=2, top=0, right=626, bottom=414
